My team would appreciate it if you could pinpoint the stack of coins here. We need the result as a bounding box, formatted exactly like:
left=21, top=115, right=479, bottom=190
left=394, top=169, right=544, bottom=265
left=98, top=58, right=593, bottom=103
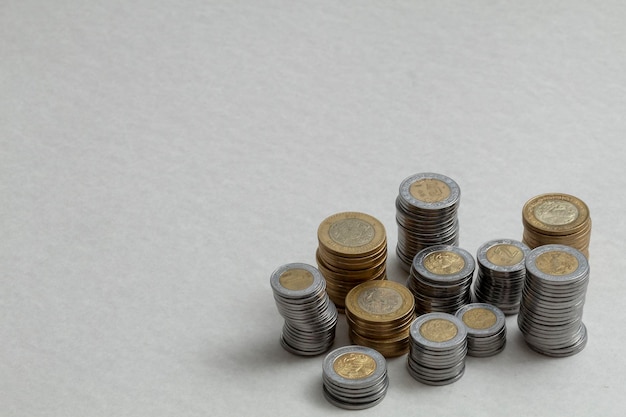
left=407, top=245, right=475, bottom=315
left=407, top=312, right=467, bottom=385
left=522, top=193, right=592, bottom=258
left=270, top=263, right=338, bottom=356
left=316, top=212, right=388, bottom=311
left=473, top=239, right=530, bottom=315
left=517, top=244, right=590, bottom=357
left=344, top=280, right=416, bottom=357
left=456, top=303, right=507, bottom=357
left=322, top=345, right=389, bottom=410
left=395, top=173, right=461, bottom=272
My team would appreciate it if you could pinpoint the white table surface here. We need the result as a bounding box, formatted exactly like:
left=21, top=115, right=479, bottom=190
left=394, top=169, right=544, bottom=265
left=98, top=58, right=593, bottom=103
left=2, top=1, right=626, bottom=416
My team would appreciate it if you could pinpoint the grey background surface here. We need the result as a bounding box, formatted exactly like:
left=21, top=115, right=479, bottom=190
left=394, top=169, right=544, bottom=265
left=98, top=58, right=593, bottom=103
left=2, top=1, right=625, bottom=415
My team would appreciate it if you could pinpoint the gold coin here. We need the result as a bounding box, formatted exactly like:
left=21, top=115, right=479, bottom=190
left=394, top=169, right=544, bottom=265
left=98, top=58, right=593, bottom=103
left=318, top=212, right=386, bottom=257
left=462, top=308, right=497, bottom=330
left=486, top=244, right=524, bottom=266
left=522, top=193, right=590, bottom=235
left=409, top=178, right=451, bottom=203
left=419, top=318, right=458, bottom=342
left=333, top=352, right=376, bottom=379
left=345, top=280, right=414, bottom=323
left=423, top=250, right=465, bottom=275
left=535, top=251, right=579, bottom=276
left=278, top=268, right=314, bottom=291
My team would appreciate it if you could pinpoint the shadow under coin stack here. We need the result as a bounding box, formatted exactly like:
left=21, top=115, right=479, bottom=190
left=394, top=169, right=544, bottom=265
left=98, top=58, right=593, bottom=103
left=473, top=239, right=530, bottom=315
left=270, top=263, right=338, bottom=356
left=316, top=212, right=387, bottom=312
left=407, top=312, right=467, bottom=386
left=344, top=280, right=416, bottom=357
left=408, top=245, right=475, bottom=315
left=518, top=244, right=590, bottom=357
left=522, top=193, right=592, bottom=258
left=322, top=345, right=389, bottom=410
left=456, top=303, right=506, bottom=357
left=395, top=172, right=461, bottom=272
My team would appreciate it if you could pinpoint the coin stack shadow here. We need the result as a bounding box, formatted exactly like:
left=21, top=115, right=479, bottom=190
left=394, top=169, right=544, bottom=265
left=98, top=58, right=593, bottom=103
left=270, top=263, right=338, bottom=356
left=517, top=244, right=590, bottom=357
left=395, top=173, right=461, bottom=272
left=473, top=239, right=530, bottom=315
left=407, top=245, right=475, bottom=315
left=522, top=193, right=592, bottom=258
left=322, top=346, right=389, bottom=410
left=407, top=312, right=468, bottom=385
left=456, top=303, right=507, bottom=357
left=316, top=212, right=388, bottom=312
left=344, top=280, right=416, bottom=358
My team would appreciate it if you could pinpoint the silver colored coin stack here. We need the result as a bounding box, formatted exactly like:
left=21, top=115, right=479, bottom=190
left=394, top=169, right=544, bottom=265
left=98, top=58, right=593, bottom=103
left=456, top=303, right=507, bottom=357
left=396, top=173, right=461, bottom=272
left=322, top=345, right=389, bottom=410
left=517, top=244, right=590, bottom=357
left=270, top=263, right=338, bottom=356
left=408, top=245, right=475, bottom=315
left=407, top=312, right=468, bottom=386
left=473, top=239, right=531, bottom=315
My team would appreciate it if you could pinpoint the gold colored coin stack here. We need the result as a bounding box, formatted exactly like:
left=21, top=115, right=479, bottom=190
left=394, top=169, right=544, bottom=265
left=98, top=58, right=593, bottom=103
left=316, top=212, right=388, bottom=311
left=344, top=280, right=416, bottom=357
left=522, top=193, right=592, bottom=258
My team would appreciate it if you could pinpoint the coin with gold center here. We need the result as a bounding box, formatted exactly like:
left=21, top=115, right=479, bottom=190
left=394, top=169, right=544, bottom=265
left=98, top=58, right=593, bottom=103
left=486, top=244, right=524, bottom=267
left=409, top=178, right=451, bottom=203
left=279, top=268, right=315, bottom=291
left=462, top=308, right=497, bottom=330
left=535, top=251, right=579, bottom=276
left=423, top=251, right=465, bottom=275
left=420, top=318, right=458, bottom=343
left=333, top=352, right=377, bottom=379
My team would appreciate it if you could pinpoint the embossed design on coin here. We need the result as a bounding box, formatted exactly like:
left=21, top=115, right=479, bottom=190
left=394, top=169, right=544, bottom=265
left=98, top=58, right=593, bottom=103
left=419, top=318, right=458, bottom=342
left=409, top=178, right=451, bottom=203
left=357, top=287, right=403, bottom=315
left=486, top=244, right=523, bottom=266
left=329, top=218, right=375, bottom=247
left=333, top=352, right=377, bottom=379
left=279, top=268, right=315, bottom=291
left=423, top=251, right=465, bottom=275
left=462, top=308, right=497, bottom=330
left=535, top=251, right=579, bottom=275
left=534, top=200, right=579, bottom=226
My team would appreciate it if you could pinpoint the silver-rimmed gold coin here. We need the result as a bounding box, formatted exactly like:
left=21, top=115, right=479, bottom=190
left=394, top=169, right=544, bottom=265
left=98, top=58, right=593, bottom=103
left=456, top=303, right=506, bottom=357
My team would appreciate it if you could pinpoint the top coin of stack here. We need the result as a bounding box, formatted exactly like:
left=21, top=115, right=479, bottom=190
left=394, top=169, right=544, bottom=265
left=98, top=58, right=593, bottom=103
left=316, top=212, right=388, bottom=311
left=522, top=193, right=591, bottom=258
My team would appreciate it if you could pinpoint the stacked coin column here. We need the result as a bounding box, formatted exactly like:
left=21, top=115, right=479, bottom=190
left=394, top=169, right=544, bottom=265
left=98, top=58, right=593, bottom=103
left=517, top=244, right=590, bottom=357
left=395, top=173, right=461, bottom=272
left=316, top=212, right=387, bottom=312
left=473, top=239, right=530, bottom=315
left=407, top=245, right=475, bottom=315
left=456, top=303, right=507, bottom=357
left=270, top=263, right=338, bottom=356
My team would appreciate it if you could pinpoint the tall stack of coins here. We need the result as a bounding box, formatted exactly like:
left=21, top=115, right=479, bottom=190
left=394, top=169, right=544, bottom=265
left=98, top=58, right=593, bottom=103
left=473, top=239, right=530, bottom=315
left=522, top=193, right=592, bottom=258
left=316, top=212, right=388, bottom=311
left=407, top=312, right=467, bottom=385
left=518, top=244, right=590, bottom=357
left=322, top=345, right=389, bottom=410
left=344, top=280, right=416, bottom=357
left=456, top=303, right=507, bottom=357
left=270, top=263, right=338, bottom=356
left=407, top=245, right=475, bottom=315
left=396, top=173, right=461, bottom=272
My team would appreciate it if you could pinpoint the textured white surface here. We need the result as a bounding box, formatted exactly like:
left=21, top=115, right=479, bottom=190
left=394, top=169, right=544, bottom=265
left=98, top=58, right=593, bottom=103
left=2, top=1, right=626, bottom=416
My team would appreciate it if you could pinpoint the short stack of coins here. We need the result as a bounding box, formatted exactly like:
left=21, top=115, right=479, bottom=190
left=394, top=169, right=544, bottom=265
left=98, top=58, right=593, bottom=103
left=270, top=263, right=338, bottom=356
left=322, top=345, right=389, bottom=410
left=517, top=244, right=590, bottom=357
left=522, top=193, right=592, bottom=258
left=344, top=280, right=416, bottom=357
left=456, top=303, right=507, bottom=357
left=407, top=245, right=475, bottom=315
left=473, top=239, right=530, bottom=315
left=407, top=312, right=467, bottom=386
left=316, top=212, right=388, bottom=311
left=395, top=172, right=461, bottom=272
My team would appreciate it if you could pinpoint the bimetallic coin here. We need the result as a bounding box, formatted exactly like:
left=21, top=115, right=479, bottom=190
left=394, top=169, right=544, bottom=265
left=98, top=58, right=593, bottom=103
left=456, top=303, right=507, bottom=357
